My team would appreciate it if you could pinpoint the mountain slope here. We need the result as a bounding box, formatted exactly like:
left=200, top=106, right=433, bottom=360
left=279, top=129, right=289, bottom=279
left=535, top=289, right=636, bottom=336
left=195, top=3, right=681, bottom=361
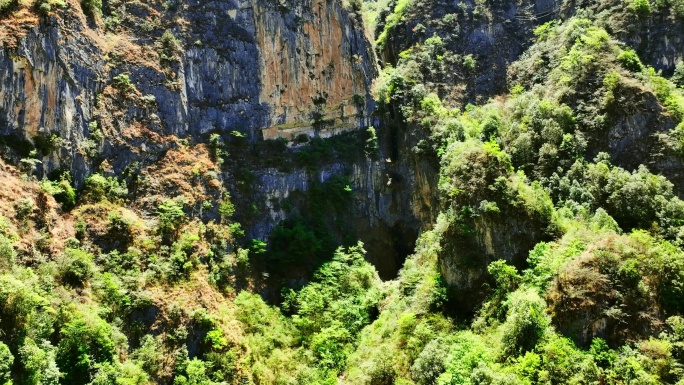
left=1, top=0, right=684, bottom=384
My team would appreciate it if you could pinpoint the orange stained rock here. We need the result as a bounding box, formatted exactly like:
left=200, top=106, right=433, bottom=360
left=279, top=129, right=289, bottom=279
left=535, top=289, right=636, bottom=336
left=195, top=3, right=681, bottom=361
left=254, top=1, right=368, bottom=138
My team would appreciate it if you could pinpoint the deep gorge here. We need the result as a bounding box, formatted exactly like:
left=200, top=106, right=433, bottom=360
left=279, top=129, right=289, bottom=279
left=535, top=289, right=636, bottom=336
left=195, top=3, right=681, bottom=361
left=2, top=0, right=684, bottom=383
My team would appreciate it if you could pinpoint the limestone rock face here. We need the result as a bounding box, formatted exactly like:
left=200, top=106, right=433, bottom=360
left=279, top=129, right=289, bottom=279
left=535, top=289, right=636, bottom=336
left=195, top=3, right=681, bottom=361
left=247, top=120, right=440, bottom=279
left=0, top=9, right=104, bottom=182
left=0, top=0, right=376, bottom=182
left=438, top=210, right=550, bottom=313
left=0, top=0, right=434, bottom=278
left=253, top=0, right=376, bottom=140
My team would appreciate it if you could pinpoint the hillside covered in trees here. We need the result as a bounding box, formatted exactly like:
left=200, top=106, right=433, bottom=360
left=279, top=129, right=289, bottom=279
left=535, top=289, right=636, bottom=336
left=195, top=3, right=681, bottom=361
left=1, top=0, right=684, bottom=384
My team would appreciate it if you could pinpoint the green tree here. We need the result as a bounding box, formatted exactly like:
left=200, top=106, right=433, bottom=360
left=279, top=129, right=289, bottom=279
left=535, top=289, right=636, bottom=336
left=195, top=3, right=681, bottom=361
left=20, top=339, right=60, bottom=385
left=174, top=358, right=216, bottom=385
left=157, top=199, right=186, bottom=242
left=617, top=49, right=643, bottom=72
left=89, top=361, right=149, bottom=385
left=218, top=194, right=235, bottom=221
left=0, top=234, right=16, bottom=270
left=80, top=0, right=101, bottom=15
left=411, top=338, right=448, bottom=385
left=672, top=61, right=684, bottom=87
left=488, top=260, right=520, bottom=298
left=589, top=338, right=617, bottom=369
left=0, top=342, right=13, bottom=385
left=56, top=311, right=116, bottom=385
left=309, top=322, right=351, bottom=371
left=58, top=248, right=94, bottom=287
left=0, top=0, right=19, bottom=13
left=631, top=0, right=651, bottom=16
left=501, top=288, right=550, bottom=355
left=167, top=232, right=200, bottom=280
left=83, top=174, right=127, bottom=203
left=40, top=176, right=76, bottom=210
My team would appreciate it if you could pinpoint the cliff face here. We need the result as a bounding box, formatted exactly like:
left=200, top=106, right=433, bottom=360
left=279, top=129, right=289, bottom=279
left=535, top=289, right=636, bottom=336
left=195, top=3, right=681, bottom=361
left=0, top=0, right=376, bottom=180
left=0, top=0, right=440, bottom=279
left=248, top=121, right=440, bottom=279
left=0, top=5, right=103, bottom=180
left=562, top=0, right=684, bottom=74
left=253, top=0, right=376, bottom=140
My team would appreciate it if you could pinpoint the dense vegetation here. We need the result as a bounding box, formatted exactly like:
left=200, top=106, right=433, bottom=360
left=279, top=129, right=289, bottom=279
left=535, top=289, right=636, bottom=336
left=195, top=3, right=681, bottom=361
left=2, top=0, right=684, bottom=384
left=342, top=2, right=684, bottom=382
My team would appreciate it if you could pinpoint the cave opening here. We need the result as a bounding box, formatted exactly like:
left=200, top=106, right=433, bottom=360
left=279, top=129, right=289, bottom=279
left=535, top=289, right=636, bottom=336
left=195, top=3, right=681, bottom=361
left=362, top=220, right=419, bottom=280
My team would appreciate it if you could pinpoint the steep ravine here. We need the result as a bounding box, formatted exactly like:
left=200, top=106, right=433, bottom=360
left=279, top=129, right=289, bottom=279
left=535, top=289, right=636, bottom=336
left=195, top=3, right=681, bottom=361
left=4, top=0, right=682, bottom=285
left=247, top=119, right=440, bottom=279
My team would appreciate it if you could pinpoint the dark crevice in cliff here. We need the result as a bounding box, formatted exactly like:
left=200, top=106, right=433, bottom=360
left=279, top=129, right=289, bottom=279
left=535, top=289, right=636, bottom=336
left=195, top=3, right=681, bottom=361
left=361, top=221, right=419, bottom=280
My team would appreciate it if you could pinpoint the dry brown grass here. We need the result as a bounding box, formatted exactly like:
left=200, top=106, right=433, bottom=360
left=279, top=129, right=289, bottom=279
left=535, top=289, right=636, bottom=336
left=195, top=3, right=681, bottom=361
left=74, top=201, right=148, bottom=248
left=135, top=144, right=223, bottom=213
left=0, top=4, right=39, bottom=47
left=143, top=266, right=250, bottom=378
left=0, top=159, right=74, bottom=257
left=547, top=233, right=663, bottom=347
left=102, top=32, right=163, bottom=72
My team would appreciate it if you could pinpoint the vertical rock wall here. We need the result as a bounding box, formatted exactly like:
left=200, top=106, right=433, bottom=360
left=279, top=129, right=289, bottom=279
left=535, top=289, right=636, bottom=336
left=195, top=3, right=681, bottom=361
left=254, top=0, right=376, bottom=140
left=0, top=9, right=104, bottom=179
left=0, top=0, right=377, bottom=178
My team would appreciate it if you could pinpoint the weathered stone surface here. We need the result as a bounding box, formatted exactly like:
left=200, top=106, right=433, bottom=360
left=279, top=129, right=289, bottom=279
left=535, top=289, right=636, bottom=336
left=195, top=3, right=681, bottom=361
left=0, top=0, right=431, bottom=278
left=0, top=11, right=103, bottom=182
left=253, top=0, right=376, bottom=139
left=0, top=0, right=376, bottom=181
left=247, top=120, right=439, bottom=279
left=438, top=209, right=550, bottom=313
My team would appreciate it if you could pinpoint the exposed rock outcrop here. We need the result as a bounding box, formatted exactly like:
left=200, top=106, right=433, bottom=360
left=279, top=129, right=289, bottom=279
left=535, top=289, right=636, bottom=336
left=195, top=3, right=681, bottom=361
left=0, top=0, right=435, bottom=279
left=561, top=0, right=684, bottom=74
left=247, top=120, right=439, bottom=279
left=0, top=0, right=376, bottom=182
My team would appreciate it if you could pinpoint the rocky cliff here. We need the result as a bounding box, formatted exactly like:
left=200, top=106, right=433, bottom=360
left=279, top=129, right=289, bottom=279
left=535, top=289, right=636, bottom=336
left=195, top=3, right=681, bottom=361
left=0, top=0, right=376, bottom=180
left=247, top=119, right=440, bottom=279
left=3, top=0, right=682, bottom=293
left=0, top=0, right=444, bottom=280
